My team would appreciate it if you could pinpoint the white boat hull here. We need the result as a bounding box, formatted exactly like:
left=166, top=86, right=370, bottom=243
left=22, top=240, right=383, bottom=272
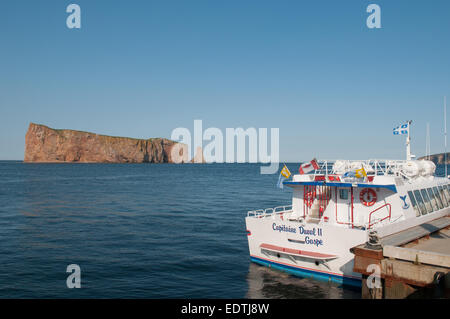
left=246, top=159, right=450, bottom=287
left=246, top=208, right=450, bottom=287
left=246, top=215, right=366, bottom=287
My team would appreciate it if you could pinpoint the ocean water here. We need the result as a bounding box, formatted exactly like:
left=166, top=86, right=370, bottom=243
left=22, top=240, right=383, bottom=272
left=0, top=161, right=371, bottom=299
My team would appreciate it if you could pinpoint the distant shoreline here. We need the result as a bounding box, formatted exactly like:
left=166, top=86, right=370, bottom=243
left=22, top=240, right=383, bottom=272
left=417, top=153, right=450, bottom=165
left=1, top=160, right=450, bottom=165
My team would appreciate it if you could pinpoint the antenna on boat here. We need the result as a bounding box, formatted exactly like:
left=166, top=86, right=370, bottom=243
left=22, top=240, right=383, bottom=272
left=426, top=122, right=430, bottom=160
left=445, top=96, right=447, bottom=177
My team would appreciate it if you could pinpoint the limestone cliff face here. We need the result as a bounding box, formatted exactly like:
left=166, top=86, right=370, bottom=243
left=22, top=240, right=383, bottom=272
left=24, top=123, right=183, bottom=163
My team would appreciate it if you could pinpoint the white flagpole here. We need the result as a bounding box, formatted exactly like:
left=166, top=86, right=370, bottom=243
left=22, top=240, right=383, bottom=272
left=426, top=122, right=430, bottom=160
left=406, top=120, right=411, bottom=161
left=445, top=96, right=447, bottom=177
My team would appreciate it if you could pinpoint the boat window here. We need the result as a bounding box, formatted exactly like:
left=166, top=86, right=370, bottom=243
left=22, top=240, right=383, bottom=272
left=427, top=188, right=440, bottom=211
left=339, top=189, right=348, bottom=200
left=420, top=189, right=432, bottom=214
left=443, top=185, right=450, bottom=204
left=426, top=188, right=439, bottom=211
left=413, top=190, right=426, bottom=215
left=407, top=191, right=421, bottom=217
left=438, top=186, right=449, bottom=207
left=432, top=187, right=444, bottom=209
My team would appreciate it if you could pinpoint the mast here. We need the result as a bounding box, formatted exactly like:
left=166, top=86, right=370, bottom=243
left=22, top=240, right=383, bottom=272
left=426, top=122, right=430, bottom=160
left=406, top=120, right=412, bottom=161
left=445, top=96, right=447, bottom=177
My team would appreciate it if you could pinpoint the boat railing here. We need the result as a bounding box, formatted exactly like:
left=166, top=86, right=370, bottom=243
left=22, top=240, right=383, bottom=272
left=314, top=161, right=334, bottom=175
left=313, top=159, right=408, bottom=177
left=367, top=203, right=392, bottom=229
left=247, top=205, right=293, bottom=218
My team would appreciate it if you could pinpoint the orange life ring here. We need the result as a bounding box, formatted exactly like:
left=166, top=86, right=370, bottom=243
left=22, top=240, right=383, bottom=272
left=360, top=188, right=377, bottom=207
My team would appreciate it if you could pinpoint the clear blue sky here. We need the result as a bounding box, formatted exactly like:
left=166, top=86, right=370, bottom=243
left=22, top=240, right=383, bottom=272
left=1, top=0, right=449, bottom=161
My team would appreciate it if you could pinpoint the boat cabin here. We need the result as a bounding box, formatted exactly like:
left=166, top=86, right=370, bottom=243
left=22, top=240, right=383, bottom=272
left=283, top=160, right=449, bottom=230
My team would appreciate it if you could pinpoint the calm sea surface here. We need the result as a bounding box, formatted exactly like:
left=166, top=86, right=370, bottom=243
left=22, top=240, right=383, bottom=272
left=7, top=161, right=439, bottom=298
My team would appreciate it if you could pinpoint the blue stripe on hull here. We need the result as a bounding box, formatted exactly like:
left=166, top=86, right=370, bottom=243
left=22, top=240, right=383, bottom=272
left=250, top=256, right=362, bottom=288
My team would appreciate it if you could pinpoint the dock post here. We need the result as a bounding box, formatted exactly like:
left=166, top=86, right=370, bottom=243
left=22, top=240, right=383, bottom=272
left=361, top=274, right=383, bottom=299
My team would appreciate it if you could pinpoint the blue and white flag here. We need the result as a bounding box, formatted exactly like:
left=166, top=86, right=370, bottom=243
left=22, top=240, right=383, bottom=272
left=342, top=171, right=356, bottom=178
left=276, top=173, right=284, bottom=189
left=393, top=123, right=409, bottom=135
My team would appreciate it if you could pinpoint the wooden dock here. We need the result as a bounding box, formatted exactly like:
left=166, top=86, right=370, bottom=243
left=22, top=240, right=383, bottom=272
left=351, top=216, right=450, bottom=299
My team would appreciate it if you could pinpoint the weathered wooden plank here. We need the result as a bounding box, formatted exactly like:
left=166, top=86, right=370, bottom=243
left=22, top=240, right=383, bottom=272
left=381, top=259, right=449, bottom=287
left=380, top=217, right=450, bottom=247
left=361, top=275, right=383, bottom=299
left=383, top=279, right=417, bottom=299
left=352, top=245, right=384, bottom=260
left=383, top=245, right=450, bottom=268
left=354, top=256, right=382, bottom=275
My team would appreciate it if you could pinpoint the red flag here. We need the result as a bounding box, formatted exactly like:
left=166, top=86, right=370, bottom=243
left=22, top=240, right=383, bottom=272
left=299, top=158, right=319, bottom=174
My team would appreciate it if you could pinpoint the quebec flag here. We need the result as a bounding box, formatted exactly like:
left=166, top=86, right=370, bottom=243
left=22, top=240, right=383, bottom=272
left=393, top=123, right=409, bottom=135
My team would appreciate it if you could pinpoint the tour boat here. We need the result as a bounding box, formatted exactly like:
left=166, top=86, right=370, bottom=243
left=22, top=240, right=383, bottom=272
left=245, top=125, right=450, bottom=287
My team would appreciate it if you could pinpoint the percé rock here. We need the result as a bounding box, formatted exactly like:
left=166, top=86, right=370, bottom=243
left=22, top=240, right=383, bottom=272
left=417, top=153, right=450, bottom=165
left=24, top=123, right=183, bottom=163
left=191, top=146, right=206, bottom=163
